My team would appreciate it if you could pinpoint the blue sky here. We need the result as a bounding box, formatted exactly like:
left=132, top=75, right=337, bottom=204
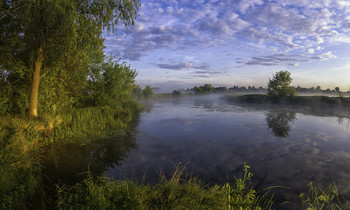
left=104, top=0, right=350, bottom=92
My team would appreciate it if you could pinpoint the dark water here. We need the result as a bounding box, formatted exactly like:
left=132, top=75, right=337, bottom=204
left=44, top=95, right=350, bottom=208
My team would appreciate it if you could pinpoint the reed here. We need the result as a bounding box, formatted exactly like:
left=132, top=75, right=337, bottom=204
left=57, top=163, right=275, bottom=209
left=299, top=182, right=350, bottom=209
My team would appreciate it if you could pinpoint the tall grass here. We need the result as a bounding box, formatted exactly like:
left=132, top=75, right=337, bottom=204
left=0, top=115, right=43, bottom=208
left=46, top=100, right=140, bottom=143
left=0, top=100, right=141, bottom=208
left=57, top=163, right=275, bottom=209
left=299, top=182, right=350, bottom=209
left=224, top=163, right=274, bottom=210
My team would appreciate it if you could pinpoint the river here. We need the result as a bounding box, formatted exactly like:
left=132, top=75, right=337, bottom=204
left=44, top=95, right=350, bottom=208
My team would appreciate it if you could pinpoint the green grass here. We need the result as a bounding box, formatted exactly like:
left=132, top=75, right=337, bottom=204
left=299, top=182, right=350, bottom=209
left=0, top=101, right=141, bottom=208
left=57, top=163, right=275, bottom=210
left=0, top=115, right=43, bottom=208
left=48, top=101, right=140, bottom=143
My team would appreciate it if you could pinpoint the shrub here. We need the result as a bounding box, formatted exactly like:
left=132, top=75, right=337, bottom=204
left=267, top=71, right=296, bottom=97
left=172, top=90, right=181, bottom=98
left=142, top=85, right=153, bottom=99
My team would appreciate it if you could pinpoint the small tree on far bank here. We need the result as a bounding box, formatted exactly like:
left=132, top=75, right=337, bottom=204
left=267, top=71, right=296, bottom=97
left=172, top=90, right=181, bottom=98
left=142, top=85, right=154, bottom=99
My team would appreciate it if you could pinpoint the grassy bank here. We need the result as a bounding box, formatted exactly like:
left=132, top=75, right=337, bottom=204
left=48, top=101, right=140, bottom=143
left=0, top=101, right=141, bottom=208
left=0, top=115, right=43, bottom=208
left=57, top=163, right=274, bottom=209
left=224, top=94, right=350, bottom=107
left=56, top=163, right=350, bottom=209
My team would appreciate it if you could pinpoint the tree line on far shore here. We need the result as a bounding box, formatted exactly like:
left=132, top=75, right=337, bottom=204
left=171, top=71, right=345, bottom=97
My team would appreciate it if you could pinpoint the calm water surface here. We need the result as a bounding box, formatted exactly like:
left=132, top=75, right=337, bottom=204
left=45, top=95, right=350, bottom=208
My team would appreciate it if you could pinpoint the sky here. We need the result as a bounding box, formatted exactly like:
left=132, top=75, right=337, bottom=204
left=104, top=0, right=350, bottom=92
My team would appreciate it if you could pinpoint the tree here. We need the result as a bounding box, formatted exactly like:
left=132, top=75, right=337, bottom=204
left=193, top=84, right=214, bottom=95
left=267, top=70, right=296, bottom=97
left=172, top=90, right=181, bottom=98
left=0, top=0, right=140, bottom=118
left=132, top=84, right=142, bottom=99
left=142, top=85, right=153, bottom=99
left=83, top=59, right=137, bottom=107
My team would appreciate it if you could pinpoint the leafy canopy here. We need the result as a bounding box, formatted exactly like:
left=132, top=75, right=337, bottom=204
left=266, top=70, right=296, bottom=97
left=0, top=0, right=140, bottom=116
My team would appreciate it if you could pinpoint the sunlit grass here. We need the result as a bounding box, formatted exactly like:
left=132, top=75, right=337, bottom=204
left=0, top=115, right=43, bottom=208
left=0, top=101, right=141, bottom=208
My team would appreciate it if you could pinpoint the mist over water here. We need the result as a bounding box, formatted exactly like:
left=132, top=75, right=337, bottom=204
left=104, top=95, right=350, bottom=208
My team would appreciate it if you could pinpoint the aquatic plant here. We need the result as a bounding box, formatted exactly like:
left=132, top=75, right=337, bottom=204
left=299, top=182, right=350, bottom=209
left=224, top=162, right=274, bottom=210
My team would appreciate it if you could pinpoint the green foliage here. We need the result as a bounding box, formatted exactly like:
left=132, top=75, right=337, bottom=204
left=0, top=101, right=141, bottom=207
left=50, top=102, right=140, bottom=142
left=194, top=84, right=214, bottom=95
left=224, top=163, right=274, bottom=210
left=0, top=83, right=29, bottom=115
left=267, top=71, right=297, bottom=97
left=0, top=0, right=140, bottom=117
left=56, top=163, right=275, bottom=209
left=83, top=59, right=137, bottom=108
left=131, top=84, right=142, bottom=99
left=0, top=116, right=43, bottom=208
left=142, top=85, right=154, bottom=99
left=299, top=182, right=350, bottom=209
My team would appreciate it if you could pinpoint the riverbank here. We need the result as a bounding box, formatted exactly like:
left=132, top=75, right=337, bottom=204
left=0, top=101, right=141, bottom=208
left=224, top=94, right=350, bottom=117
left=56, top=163, right=349, bottom=209
left=224, top=94, right=350, bottom=107
left=57, top=163, right=275, bottom=209
left=2, top=95, right=350, bottom=209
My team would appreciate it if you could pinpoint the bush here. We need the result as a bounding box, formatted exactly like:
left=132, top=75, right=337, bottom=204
left=267, top=71, right=296, bottom=97
left=172, top=90, right=181, bottom=98
left=0, top=116, right=43, bottom=208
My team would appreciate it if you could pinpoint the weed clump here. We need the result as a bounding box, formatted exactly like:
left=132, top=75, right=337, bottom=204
left=299, top=182, right=350, bottom=209
left=57, top=163, right=275, bottom=209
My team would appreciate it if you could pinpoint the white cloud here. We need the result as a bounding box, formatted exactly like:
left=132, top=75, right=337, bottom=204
left=104, top=0, right=349, bottom=64
left=237, top=0, right=264, bottom=14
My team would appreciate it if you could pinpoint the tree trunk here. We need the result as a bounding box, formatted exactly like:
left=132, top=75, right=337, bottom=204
left=28, top=48, right=43, bottom=118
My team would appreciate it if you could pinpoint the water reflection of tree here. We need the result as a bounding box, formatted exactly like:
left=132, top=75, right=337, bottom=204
left=265, top=111, right=297, bottom=138
left=43, top=132, right=137, bottom=185
left=39, top=132, right=137, bottom=208
left=40, top=114, right=140, bottom=208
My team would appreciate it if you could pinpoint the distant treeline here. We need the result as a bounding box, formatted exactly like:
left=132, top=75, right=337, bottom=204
left=178, top=84, right=348, bottom=96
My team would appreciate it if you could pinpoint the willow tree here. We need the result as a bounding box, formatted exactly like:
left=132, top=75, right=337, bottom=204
left=0, top=0, right=140, bottom=117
